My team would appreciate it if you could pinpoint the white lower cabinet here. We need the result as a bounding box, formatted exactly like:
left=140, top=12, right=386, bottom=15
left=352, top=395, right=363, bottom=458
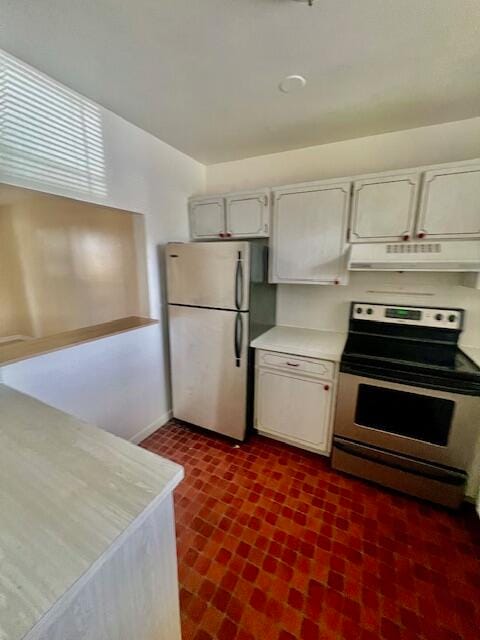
left=254, top=349, right=335, bottom=455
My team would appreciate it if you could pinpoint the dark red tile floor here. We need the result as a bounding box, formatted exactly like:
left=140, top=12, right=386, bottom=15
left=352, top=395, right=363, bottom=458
left=141, top=421, right=480, bottom=640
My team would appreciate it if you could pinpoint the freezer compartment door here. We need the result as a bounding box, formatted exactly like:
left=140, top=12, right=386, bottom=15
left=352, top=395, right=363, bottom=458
left=169, top=305, right=248, bottom=440
left=166, top=242, right=250, bottom=310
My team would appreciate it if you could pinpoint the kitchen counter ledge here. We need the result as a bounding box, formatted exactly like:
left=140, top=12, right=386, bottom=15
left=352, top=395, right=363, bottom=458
left=0, top=316, right=158, bottom=366
left=461, top=345, right=480, bottom=368
left=251, top=325, right=347, bottom=362
left=0, top=384, right=183, bottom=640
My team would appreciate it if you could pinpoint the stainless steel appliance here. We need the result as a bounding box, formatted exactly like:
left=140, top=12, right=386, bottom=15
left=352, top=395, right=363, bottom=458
left=332, top=302, right=480, bottom=508
left=166, top=241, right=276, bottom=440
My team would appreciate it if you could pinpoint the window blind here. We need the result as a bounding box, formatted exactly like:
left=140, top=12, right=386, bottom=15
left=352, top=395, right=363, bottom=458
left=0, top=50, right=106, bottom=198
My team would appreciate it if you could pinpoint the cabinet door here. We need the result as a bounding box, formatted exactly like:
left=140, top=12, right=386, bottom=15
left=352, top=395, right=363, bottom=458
left=226, top=190, right=270, bottom=238
left=271, top=181, right=350, bottom=284
left=189, top=197, right=225, bottom=240
left=416, top=163, right=480, bottom=240
left=256, top=369, right=332, bottom=453
left=350, top=172, right=419, bottom=242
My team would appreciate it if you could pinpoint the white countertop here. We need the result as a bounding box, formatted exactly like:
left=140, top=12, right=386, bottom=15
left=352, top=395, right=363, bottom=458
left=0, top=385, right=183, bottom=640
left=461, top=345, right=480, bottom=368
left=251, top=326, right=347, bottom=362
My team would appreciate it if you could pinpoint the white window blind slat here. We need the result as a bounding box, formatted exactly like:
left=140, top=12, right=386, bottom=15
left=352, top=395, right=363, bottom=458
left=2, top=126, right=106, bottom=174
left=0, top=50, right=107, bottom=198
left=3, top=102, right=105, bottom=151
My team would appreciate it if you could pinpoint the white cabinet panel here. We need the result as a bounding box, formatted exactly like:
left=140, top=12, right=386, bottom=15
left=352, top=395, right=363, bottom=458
left=255, top=368, right=332, bottom=454
left=190, top=191, right=270, bottom=240
left=351, top=172, right=419, bottom=242
left=226, top=190, right=270, bottom=237
left=27, top=496, right=181, bottom=640
left=189, top=197, right=225, bottom=239
left=417, top=163, right=480, bottom=239
left=271, top=180, right=350, bottom=285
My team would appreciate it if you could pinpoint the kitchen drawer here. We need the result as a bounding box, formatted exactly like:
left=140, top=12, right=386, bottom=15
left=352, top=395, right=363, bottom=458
left=256, top=350, right=335, bottom=380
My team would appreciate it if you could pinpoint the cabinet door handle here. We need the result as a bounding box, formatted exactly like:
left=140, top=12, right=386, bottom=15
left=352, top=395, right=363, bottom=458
left=402, top=233, right=410, bottom=241
left=286, top=362, right=299, bottom=367
left=219, top=232, right=225, bottom=238
left=324, top=384, right=330, bottom=391
left=417, top=232, right=426, bottom=239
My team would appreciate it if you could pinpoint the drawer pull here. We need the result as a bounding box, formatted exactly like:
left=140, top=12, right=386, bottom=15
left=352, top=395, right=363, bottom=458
left=286, top=362, right=299, bottom=367
left=324, top=384, right=330, bottom=391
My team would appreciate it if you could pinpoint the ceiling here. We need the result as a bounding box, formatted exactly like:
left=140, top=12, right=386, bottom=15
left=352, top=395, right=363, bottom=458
left=1, top=0, right=480, bottom=164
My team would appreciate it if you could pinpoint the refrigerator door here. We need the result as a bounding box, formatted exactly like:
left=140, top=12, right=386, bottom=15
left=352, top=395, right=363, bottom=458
left=166, top=242, right=250, bottom=311
left=169, top=304, right=248, bottom=440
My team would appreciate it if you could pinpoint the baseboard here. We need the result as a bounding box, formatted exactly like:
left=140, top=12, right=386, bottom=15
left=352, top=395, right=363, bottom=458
left=130, top=410, right=173, bottom=445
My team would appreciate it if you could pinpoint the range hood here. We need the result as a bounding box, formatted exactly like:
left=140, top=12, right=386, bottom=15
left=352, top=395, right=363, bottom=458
left=348, top=240, right=480, bottom=272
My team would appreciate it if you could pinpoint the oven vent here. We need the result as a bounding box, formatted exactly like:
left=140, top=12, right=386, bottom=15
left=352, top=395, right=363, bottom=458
left=386, top=243, right=441, bottom=254
left=348, top=240, right=480, bottom=271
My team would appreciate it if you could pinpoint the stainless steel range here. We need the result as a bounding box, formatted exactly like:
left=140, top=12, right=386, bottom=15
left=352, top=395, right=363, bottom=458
left=332, top=302, right=480, bottom=508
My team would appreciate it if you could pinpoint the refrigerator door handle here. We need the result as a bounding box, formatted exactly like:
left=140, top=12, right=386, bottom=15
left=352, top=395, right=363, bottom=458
left=235, top=253, right=244, bottom=310
left=234, top=312, right=243, bottom=367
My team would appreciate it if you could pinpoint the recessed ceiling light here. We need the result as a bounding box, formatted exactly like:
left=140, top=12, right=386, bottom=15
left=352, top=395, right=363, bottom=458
left=279, top=75, right=307, bottom=94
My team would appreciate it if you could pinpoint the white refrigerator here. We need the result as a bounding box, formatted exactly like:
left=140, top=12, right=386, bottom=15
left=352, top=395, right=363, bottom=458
left=166, top=241, right=276, bottom=440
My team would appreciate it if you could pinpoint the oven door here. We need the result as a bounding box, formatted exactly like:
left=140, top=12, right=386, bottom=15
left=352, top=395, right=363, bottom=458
left=334, top=373, right=480, bottom=470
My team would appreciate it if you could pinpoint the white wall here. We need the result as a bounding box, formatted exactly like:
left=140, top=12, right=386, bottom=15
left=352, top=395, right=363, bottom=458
left=206, top=117, right=480, bottom=348
left=277, top=273, right=480, bottom=348
left=0, top=52, right=205, bottom=441
left=1, top=325, right=169, bottom=442
left=206, top=116, right=480, bottom=193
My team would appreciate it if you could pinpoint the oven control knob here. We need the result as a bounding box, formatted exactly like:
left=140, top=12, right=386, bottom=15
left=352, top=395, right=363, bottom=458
left=435, top=313, right=443, bottom=321
left=448, top=314, right=456, bottom=323
left=356, top=307, right=363, bottom=314
left=366, top=308, right=373, bottom=315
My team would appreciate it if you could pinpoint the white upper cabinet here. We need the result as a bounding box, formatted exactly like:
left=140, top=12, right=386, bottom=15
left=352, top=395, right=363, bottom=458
left=189, top=191, right=270, bottom=240
left=416, top=162, right=480, bottom=240
left=350, top=171, right=420, bottom=243
left=189, top=158, right=480, bottom=251
left=189, top=197, right=225, bottom=240
left=225, top=190, right=270, bottom=238
left=270, top=180, right=350, bottom=285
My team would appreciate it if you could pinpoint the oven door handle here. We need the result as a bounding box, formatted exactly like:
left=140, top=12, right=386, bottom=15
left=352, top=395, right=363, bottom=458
left=334, top=439, right=466, bottom=486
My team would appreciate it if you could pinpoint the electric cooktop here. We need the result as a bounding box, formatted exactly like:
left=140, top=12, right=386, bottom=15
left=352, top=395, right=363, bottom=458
left=341, top=302, right=480, bottom=395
